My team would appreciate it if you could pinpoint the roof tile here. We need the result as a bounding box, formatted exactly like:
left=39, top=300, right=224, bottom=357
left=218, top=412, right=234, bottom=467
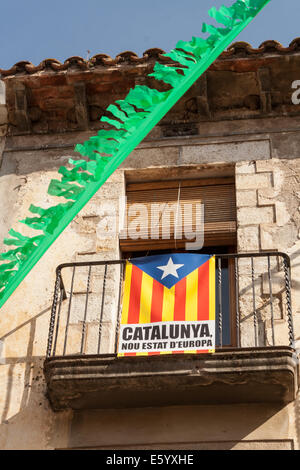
left=1, top=39, right=299, bottom=78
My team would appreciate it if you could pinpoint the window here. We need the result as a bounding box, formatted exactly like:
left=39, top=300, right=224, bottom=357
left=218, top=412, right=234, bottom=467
left=119, top=176, right=237, bottom=347
left=120, top=177, right=236, bottom=252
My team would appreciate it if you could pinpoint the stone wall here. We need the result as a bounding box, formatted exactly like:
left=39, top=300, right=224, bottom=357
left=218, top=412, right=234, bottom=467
left=236, top=159, right=300, bottom=349
left=0, top=96, right=300, bottom=448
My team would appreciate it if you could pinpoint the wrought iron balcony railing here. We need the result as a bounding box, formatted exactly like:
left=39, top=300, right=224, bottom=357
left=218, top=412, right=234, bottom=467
left=46, top=252, right=295, bottom=358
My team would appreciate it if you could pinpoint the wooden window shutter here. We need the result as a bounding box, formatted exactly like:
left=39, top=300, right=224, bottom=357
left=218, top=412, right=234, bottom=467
left=120, top=177, right=236, bottom=252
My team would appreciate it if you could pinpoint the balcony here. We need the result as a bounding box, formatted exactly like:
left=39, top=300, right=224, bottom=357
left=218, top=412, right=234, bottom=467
left=44, top=252, right=299, bottom=411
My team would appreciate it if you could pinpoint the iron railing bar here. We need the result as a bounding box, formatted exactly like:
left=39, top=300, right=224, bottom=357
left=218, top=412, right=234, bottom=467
left=56, top=259, right=126, bottom=272
left=63, top=266, right=76, bottom=356
left=57, top=260, right=126, bottom=297
left=283, top=257, right=295, bottom=348
left=213, top=252, right=290, bottom=264
left=80, top=265, right=92, bottom=355
left=46, top=269, right=61, bottom=357
left=234, top=257, right=240, bottom=348
left=251, top=257, right=258, bottom=347
left=53, top=287, right=63, bottom=356
left=217, top=257, right=223, bottom=348
left=115, top=263, right=124, bottom=354
left=97, top=264, right=108, bottom=354
left=267, top=255, right=275, bottom=346
left=55, top=253, right=291, bottom=272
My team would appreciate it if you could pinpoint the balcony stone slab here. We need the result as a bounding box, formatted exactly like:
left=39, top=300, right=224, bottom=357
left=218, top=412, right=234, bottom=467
left=44, top=347, right=299, bottom=411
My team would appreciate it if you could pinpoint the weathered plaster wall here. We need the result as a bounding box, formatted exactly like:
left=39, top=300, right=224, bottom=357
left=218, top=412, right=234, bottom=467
left=66, top=402, right=296, bottom=450
left=0, top=114, right=299, bottom=448
left=0, top=144, right=123, bottom=448
left=0, top=80, right=7, bottom=197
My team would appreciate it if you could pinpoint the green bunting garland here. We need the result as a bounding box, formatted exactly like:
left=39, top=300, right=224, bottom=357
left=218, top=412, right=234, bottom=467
left=0, top=0, right=271, bottom=308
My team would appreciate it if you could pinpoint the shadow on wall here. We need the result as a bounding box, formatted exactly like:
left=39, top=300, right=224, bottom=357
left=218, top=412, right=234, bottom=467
left=67, top=403, right=292, bottom=450
left=0, top=305, right=71, bottom=450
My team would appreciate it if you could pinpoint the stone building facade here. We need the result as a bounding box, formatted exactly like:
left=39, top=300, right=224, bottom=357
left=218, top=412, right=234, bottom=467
left=0, top=40, right=300, bottom=450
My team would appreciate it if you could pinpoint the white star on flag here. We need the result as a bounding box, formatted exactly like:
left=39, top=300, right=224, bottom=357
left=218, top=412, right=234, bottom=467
left=157, top=257, right=184, bottom=280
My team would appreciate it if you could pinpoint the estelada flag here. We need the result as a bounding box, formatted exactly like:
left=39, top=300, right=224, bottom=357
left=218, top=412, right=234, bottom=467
left=118, top=253, right=215, bottom=357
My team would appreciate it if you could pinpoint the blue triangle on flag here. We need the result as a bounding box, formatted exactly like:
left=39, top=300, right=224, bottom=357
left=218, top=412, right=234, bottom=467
left=130, top=253, right=213, bottom=289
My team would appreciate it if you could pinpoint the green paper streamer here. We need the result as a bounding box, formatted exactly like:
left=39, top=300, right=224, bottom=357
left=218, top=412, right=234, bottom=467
left=0, top=0, right=271, bottom=308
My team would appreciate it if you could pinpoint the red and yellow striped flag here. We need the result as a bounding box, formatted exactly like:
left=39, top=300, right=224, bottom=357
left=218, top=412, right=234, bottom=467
left=118, top=254, right=215, bottom=356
